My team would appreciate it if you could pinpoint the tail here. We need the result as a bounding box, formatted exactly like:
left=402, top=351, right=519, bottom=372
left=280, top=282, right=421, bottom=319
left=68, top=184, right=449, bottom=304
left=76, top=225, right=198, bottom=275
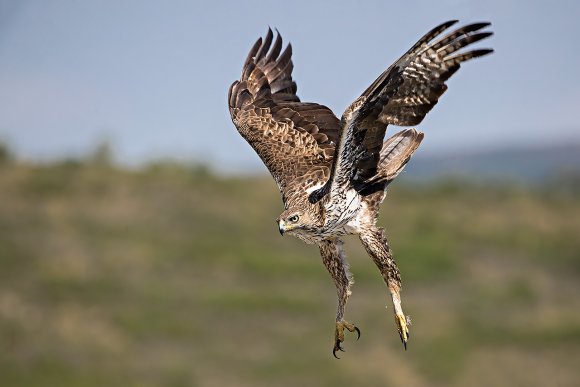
left=356, top=129, right=423, bottom=194
left=377, top=128, right=424, bottom=183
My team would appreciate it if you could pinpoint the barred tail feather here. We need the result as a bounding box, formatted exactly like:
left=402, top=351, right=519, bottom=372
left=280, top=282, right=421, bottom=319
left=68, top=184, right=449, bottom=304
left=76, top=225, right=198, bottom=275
left=354, top=129, right=423, bottom=195
left=377, top=128, right=424, bottom=182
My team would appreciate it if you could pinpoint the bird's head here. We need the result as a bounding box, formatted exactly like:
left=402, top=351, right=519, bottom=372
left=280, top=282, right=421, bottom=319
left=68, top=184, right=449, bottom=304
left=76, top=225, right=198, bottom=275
left=276, top=206, right=318, bottom=237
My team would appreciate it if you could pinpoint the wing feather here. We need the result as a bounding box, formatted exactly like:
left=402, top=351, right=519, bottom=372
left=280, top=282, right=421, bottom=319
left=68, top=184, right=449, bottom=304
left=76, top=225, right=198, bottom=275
left=309, top=21, right=493, bottom=203
left=229, top=29, right=341, bottom=203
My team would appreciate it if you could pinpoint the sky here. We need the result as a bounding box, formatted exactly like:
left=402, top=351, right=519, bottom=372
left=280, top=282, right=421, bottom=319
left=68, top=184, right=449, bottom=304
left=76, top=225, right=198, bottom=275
left=0, top=0, right=579, bottom=172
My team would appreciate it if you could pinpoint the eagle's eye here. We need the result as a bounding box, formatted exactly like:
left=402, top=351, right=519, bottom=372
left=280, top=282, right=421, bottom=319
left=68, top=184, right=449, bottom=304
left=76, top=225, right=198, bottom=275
left=288, top=215, right=300, bottom=223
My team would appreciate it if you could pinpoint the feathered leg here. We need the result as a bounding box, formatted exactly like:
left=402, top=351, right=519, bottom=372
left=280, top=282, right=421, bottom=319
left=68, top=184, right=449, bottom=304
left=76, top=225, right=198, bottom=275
left=359, top=227, right=410, bottom=349
left=319, top=239, right=360, bottom=358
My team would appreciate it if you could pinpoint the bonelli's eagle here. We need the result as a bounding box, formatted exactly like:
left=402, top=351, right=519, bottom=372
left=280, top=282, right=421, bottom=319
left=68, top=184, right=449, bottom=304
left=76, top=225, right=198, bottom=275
left=228, top=20, right=493, bottom=357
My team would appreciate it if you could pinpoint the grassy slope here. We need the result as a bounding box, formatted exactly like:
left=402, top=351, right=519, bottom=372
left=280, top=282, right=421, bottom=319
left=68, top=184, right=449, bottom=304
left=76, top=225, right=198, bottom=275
left=0, top=160, right=579, bottom=387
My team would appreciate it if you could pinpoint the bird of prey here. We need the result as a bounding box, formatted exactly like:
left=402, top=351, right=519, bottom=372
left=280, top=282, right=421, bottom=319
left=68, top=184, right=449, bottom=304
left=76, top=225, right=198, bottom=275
left=228, top=20, right=493, bottom=357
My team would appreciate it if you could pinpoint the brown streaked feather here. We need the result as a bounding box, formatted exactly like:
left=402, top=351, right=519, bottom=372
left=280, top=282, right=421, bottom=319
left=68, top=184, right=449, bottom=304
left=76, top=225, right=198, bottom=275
left=358, top=20, right=459, bottom=99
left=229, top=29, right=341, bottom=204
left=378, top=129, right=424, bottom=178
left=310, top=21, right=492, bottom=203
left=355, top=129, right=424, bottom=195
left=367, top=22, right=493, bottom=129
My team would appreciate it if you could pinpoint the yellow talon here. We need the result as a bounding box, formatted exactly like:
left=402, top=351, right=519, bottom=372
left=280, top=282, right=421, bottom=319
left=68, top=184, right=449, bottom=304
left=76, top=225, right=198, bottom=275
left=395, top=314, right=410, bottom=350
left=333, top=320, right=360, bottom=358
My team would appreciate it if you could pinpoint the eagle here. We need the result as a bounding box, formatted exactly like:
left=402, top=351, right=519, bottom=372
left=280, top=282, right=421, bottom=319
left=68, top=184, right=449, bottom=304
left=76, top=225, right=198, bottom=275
left=228, top=20, right=493, bottom=357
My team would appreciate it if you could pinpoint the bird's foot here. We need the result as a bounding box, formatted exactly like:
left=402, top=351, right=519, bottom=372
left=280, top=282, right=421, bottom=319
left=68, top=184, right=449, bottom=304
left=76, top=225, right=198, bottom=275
left=395, top=313, right=410, bottom=350
left=389, top=285, right=410, bottom=350
left=333, top=320, right=360, bottom=359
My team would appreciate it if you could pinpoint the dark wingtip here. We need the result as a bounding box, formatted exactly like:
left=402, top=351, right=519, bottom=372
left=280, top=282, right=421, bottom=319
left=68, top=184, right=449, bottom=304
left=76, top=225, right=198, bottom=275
left=254, top=28, right=274, bottom=61
left=442, top=19, right=459, bottom=28
left=477, top=31, right=494, bottom=40
left=472, top=21, right=492, bottom=29
left=473, top=48, right=495, bottom=57
left=355, top=326, right=361, bottom=340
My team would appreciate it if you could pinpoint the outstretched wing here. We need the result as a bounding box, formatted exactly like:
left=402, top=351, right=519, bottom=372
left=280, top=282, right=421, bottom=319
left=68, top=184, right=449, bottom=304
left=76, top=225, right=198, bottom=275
left=310, top=21, right=493, bottom=203
left=229, top=29, right=341, bottom=203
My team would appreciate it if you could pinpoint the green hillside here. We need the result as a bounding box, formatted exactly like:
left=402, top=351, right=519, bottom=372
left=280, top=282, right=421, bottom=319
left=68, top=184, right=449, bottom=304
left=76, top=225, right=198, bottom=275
left=1, top=158, right=579, bottom=386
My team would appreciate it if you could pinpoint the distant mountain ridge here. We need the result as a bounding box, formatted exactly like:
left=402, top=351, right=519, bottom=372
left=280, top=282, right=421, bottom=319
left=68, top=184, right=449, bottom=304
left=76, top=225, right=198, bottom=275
left=401, top=142, right=580, bottom=182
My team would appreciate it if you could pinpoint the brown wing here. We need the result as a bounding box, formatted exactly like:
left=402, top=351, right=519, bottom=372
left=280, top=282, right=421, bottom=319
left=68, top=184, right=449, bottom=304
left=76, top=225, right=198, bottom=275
left=228, top=29, right=341, bottom=203
left=310, top=20, right=493, bottom=203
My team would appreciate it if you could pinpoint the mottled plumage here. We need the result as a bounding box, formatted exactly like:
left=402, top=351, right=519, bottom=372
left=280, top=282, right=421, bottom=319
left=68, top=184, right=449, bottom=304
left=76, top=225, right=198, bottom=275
left=228, top=21, right=493, bottom=356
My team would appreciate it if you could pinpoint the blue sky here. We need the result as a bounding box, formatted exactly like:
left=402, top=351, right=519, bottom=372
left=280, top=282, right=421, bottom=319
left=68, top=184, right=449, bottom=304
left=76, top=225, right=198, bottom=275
left=0, top=0, right=579, bottom=172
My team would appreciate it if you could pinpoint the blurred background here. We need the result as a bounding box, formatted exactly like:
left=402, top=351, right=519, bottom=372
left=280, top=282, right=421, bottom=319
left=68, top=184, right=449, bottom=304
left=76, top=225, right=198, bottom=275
left=1, top=1, right=579, bottom=386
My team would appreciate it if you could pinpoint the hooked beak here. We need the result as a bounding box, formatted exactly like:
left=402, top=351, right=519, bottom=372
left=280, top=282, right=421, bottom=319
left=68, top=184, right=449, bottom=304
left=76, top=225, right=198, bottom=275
left=278, top=220, right=286, bottom=235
